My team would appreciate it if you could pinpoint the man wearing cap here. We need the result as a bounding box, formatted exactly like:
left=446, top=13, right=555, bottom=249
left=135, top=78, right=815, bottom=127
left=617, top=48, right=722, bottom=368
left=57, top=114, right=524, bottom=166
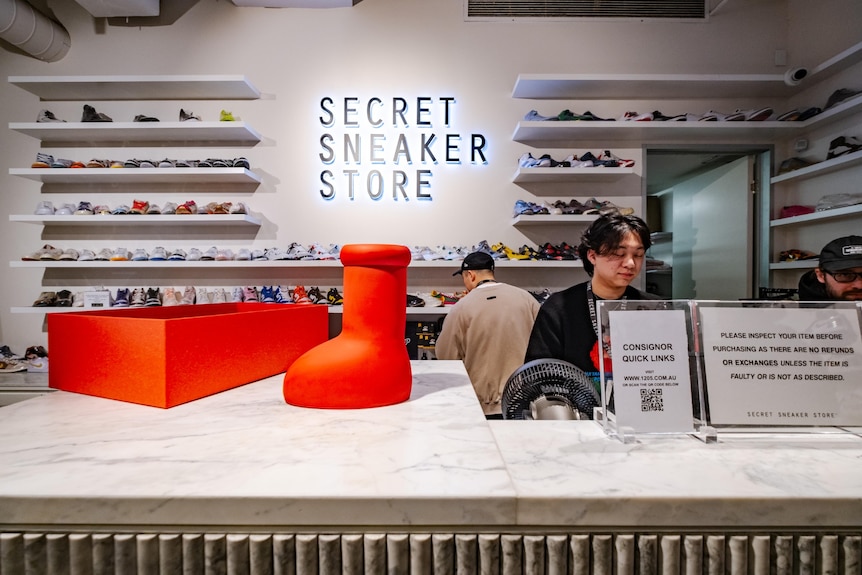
left=435, top=251, right=541, bottom=419
left=798, top=235, right=862, bottom=301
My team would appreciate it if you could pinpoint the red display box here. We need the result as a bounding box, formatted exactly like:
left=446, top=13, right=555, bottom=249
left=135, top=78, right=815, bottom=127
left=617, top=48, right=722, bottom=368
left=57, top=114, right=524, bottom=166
left=48, top=303, right=329, bottom=408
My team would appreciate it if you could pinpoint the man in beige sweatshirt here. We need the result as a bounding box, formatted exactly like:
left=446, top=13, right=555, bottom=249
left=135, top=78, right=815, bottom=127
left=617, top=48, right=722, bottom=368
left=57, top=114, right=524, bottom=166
left=436, top=251, right=541, bottom=418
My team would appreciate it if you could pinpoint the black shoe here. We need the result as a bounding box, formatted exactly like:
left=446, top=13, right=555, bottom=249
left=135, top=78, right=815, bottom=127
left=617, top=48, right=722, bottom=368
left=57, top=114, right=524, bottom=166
left=796, top=106, right=822, bottom=121
left=133, top=114, right=159, bottom=122
left=82, top=104, right=112, bottom=122
left=407, top=294, right=425, bottom=307
left=144, top=288, right=161, bottom=307
left=824, top=88, right=862, bottom=110
left=826, top=136, right=862, bottom=160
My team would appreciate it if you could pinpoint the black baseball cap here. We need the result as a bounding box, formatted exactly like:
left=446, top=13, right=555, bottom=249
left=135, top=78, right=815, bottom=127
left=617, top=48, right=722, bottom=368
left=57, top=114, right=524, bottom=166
left=454, top=251, right=495, bottom=276
left=820, top=235, right=862, bottom=272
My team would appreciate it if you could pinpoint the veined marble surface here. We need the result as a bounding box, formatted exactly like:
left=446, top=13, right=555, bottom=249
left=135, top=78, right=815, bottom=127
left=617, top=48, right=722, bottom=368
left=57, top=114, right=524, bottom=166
left=1, top=360, right=861, bottom=530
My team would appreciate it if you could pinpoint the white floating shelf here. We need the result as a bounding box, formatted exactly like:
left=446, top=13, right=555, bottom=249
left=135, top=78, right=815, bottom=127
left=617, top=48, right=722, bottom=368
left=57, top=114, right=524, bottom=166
left=770, top=149, right=862, bottom=184
left=513, top=166, right=635, bottom=183
left=11, top=305, right=451, bottom=315
left=8, top=75, right=261, bottom=101
left=769, top=260, right=818, bottom=270
left=511, top=214, right=598, bottom=226
left=11, top=259, right=585, bottom=269
left=10, top=167, right=261, bottom=185
left=769, top=204, right=862, bottom=228
left=10, top=214, right=262, bottom=227
left=512, top=73, right=796, bottom=100
left=9, top=122, right=262, bottom=147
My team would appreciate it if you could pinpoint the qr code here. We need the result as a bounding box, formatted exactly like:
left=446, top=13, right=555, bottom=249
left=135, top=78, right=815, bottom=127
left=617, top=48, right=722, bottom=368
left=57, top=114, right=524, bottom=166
left=640, top=388, right=664, bottom=412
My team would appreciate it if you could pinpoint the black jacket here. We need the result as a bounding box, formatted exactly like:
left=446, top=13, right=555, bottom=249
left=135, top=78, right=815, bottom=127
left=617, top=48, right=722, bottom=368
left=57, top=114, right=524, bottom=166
left=524, top=282, right=658, bottom=373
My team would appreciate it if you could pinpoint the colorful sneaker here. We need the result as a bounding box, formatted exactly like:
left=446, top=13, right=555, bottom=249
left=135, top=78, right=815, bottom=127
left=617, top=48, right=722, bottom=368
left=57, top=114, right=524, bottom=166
left=175, top=201, right=198, bottom=215
left=31, top=152, right=54, bottom=168
left=145, top=288, right=161, bottom=307
left=111, top=248, right=130, bottom=262
left=274, top=286, right=291, bottom=304
left=242, top=286, right=259, bottom=302
left=130, top=199, right=149, bottom=215
left=307, top=286, right=327, bottom=304
left=292, top=285, right=311, bottom=304
left=114, top=288, right=130, bottom=307
left=327, top=287, right=344, bottom=305
left=129, top=288, right=146, bottom=307
left=260, top=286, right=276, bottom=303
left=430, top=290, right=462, bottom=305
left=219, top=109, right=236, bottom=121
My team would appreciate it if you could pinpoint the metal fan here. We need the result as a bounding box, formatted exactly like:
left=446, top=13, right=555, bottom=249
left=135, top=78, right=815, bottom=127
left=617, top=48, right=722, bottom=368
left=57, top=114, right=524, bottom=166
left=502, top=358, right=601, bottom=420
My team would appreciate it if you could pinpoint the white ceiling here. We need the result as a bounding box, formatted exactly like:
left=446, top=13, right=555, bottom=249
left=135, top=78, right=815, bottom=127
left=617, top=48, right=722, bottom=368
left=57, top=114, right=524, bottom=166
left=73, top=0, right=159, bottom=17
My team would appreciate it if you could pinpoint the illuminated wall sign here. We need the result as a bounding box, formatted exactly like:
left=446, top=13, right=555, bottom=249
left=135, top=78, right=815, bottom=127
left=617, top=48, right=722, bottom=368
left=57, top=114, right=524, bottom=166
left=318, top=96, right=488, bottom=202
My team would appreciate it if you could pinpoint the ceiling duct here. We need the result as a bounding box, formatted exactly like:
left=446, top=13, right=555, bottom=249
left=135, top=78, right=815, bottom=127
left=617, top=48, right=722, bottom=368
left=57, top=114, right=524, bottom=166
left=230, top=0, right=362, bottom=7
left=0, top=0, right=70, bottom=61
left=466, top=0, right=706, bottom=20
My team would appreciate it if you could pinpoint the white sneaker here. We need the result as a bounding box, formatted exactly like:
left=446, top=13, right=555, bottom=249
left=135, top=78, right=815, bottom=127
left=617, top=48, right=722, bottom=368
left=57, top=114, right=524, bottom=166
left=162, top=287, right=178, bottom=306
left=215, top=248, right=234, bottom=261
left=110, top=248, right=130, bottom=261
left=251, top=249, right=266, bottom=261
left=95, top=248, right=113, bottom=261
left=34, top=201, right=54, bottom=215
left=231, top=286, right=244, bottom=302
left=59, top=248, right=79, bottom=261
left=150, top=246, right=167, bottom=261
left=168, top=248, right=186, bottom=261
left=195, top=287, right=210, bottom=304
left=130, top=248, right=149, bottom=261
left=180, top=286, right=195, bottom=305
left=78, top=249, right=95, bottom=261
left=187, top=248, right=202, bottom=261
left=211, top=288, right=227, bottom=304
left=235, top=248, right=251, bottom=261
left=200, top=246, right=218, bottom=260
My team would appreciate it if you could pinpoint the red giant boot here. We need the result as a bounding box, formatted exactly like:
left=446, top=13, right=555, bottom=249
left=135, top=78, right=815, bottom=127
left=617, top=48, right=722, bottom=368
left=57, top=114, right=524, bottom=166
left=283, top=244, right=413, bottom=408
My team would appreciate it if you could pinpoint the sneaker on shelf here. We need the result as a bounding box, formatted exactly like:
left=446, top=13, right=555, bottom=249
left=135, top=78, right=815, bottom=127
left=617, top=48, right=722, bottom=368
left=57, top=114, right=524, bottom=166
left=292, top=285, right=311, bottom=304
left=167, top=248, right=186, bottom=261
left=58, top=248, right=79, bottom=261
left=31, top=152, right=54, bottom=168
left=149, top=246, right=167, bottom=261
left=130, top=248, right=149, bottom=261
left=215, top=248, right=235, bottom=261
left=242, top=286, right=259, bottom=302
left=157, top=159, right=176, bottom=168
left=598, top=150, right=635, bottom=168
left=114, top=288, right=130, bottom=307
left=37, top=245, right=63, bottom=260
left=34, top=201, right=55, bottom=215
left=133, top=114, right=159, bottom=122
left=229, top=202, right=248, bottom=215
left=180, top=286, right=196, bottom=305
left=32, top=291, right=57, bottom=307
left=110, top=204, right=130, bottom=215
left=0, top=345, right=23, bottom=360
left=260, top=286, right=276, bottom=303
left=195, top=287, right=210, bottom=304
left=407, top=294, right=426, bottom=307
left=53, top=203, right=75, bottom=216
left=0, top=358, right=28, bottom=373
left=144, top=288, right=161, bottom=307
left=232, top=157, right=250, bottom=169
left=93, top=204, right=111, bottom=215
left=95, top=248, right=113, bottom=261
left=111, top=248, right=130, bottom=261
left=162, top=287, right=178, bottom=306
left=430, top=290, right=462, bottom=305
left=146, top=203, right=162, bottom=215
left=235, top=248, right=251, bottom=261
left=307, top=286, right=327, bottom=304
left=826, top=135, right=862, bottom=160
left=187, top=248, right=202, bottom=261
left=78, top=249, right=95, bottom=261
left=37, top=109, right=66, bottom=123
left=326, top=287, right=344, bottom=306
left=129, top=288, right=146, bottom=307
left=200, top=246, right=218, bottom=261
left=251, top=249, right=267, bottom=261
left=418, top=292, right=443, bottom=307
left=274, top=286, right=290, bottom=304
left=286, top=243, right=310, bottom=260
left=231, top=287, right=244, bottom=303
left=81, top=104, right=112, bottom=122
left=176, top=201, right=198, bottom=215
left=161, top=202, right=178, bottom=215
left=72, top=292, right=85, bottom=307
left=179, top=108, right=201, bottom=122
left=50, top=158, right=73, bottom=168
left=219, top=109, right=236, bottom=121
left=211, top=288, right=227, bottom=304
left=129, top=199, right=150, bottom=215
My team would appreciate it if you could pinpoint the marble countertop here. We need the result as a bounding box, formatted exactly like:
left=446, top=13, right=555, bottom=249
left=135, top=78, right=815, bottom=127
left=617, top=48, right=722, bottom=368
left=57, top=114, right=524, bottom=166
left=1, top=361, right=861, bottom=530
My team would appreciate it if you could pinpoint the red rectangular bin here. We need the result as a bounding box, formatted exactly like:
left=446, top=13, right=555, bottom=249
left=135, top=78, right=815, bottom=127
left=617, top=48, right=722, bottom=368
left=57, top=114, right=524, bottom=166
left=48, top=303, right=329, bottom=408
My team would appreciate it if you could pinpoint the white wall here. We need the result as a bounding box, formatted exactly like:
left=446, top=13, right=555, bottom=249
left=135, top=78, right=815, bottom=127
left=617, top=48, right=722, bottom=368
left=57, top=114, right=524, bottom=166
left=0, top=0, right=860, bottom=352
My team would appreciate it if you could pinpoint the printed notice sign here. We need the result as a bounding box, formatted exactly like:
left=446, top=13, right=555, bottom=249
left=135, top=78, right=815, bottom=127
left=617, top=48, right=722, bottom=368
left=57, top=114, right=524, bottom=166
left=608, top=309, right=694, bottom=432
left=700, top=306, right=862, bottom=425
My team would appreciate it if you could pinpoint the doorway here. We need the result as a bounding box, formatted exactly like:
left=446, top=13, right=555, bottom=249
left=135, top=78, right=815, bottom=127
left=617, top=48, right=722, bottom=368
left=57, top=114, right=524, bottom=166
left=644, top=147, right=770, bottom=300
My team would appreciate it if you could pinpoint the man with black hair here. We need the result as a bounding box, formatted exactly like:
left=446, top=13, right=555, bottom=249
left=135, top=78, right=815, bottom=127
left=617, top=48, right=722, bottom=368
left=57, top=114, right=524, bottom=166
left=798, top=236, right=862, bottom=301
left=436, top=251, right=540, bottom=419
left=525, top=213, right=658, bottom=385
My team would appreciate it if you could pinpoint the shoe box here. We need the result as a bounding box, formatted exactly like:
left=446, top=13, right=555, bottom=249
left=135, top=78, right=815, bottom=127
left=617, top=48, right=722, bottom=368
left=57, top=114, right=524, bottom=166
left=48, top=303, right=328, bottom=408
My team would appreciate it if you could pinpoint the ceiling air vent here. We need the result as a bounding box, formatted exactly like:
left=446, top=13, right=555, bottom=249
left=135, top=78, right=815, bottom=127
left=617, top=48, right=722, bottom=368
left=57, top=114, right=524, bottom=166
left=466, top=0, right=707, bottom=20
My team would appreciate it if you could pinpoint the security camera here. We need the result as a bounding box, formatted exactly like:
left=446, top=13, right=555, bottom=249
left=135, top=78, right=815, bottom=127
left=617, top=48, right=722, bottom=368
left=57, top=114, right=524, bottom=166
left=784, top=67, right=808, bottom=86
